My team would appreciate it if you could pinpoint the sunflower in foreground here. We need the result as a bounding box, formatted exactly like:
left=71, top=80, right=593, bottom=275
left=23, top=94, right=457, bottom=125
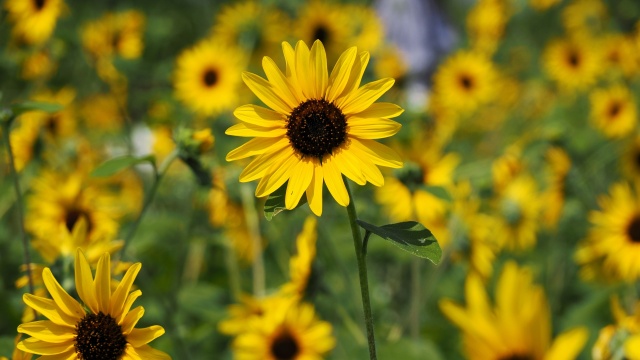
left=17, top=249, right=169, bottom=359
left=226, top=40, right=403, bottom=216
left=439, top=262, right=588, bottom=360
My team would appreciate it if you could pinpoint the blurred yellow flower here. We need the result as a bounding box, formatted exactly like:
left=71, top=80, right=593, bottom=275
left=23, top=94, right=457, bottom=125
left=562, top=0, right=607, bottom=35
left=81, top=10, right=145, bottom=60
left=601, top=33, right=639, bottom=78
left=174, top=40, right=245, bottom=116
left=529, top=0, right=562, bottom=11
left=80, top=93, right=125, bottom=132
left=466, top=0, right=509, bottom=55
left=219, top=294, right=296, bottom=336
left=4, top=0, right=64, bottom=44
left=622, top=136, right=640, bottom=180
left=343, top=4, right=384, bottom=54
left=21, top=50, right=56, bottom=80
left=280, top=216, right=317, bottom=298
left=440, top=261, right=588, bottom=360
left=590, top=85, right=637, bottom=139
left=542, top=147, right=571, bottom=229
left=593, top=296, right=640, bottom=360
left=493, top=175, right=541, bottom=251
left=293, top=2, right=351, bottom=61
left=543, top=37, right=602, bottom=92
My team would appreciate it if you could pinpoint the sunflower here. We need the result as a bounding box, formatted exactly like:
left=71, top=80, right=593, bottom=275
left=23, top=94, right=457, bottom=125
left=174, top=40, right=246, bottom=116
left=576, top=181, right=640, bottom=282
left=225, top=40, right=403, bottom=216
left=432, top=50, right=498, bottom=114
left=466, top=0, right=509, bottom=56
left=17, top=249, right=169, bottom=359
left=7, top=116, right=41, bottom=172
left=81, top=10, right=145, bottom=60
left=590, top=85, right=637, bottom=139
left=542, top=37, right=602, bottom=92
left=593, top=296, right=640, bottom=360
left=20, top=87, right=77, bottom=141
left=232, top=301, right=335, bottom=360
left=343, top=4, right=384, bottom=54
left=22, top=50, right=56, bottom=80
left=541, top=147, right=571, bottom=229
left=293, top=3, right=351, bottom=61
left=529, top=0, right=562, bottom=11
left=562, top=0, right=607, bottom=35
left=492, top=146, right=524, bottom=194
left=219, top=294, right=296, bottom=336
left=280, top=216, right=318, bottom=298
left=492, top=175, right=541, bottom=251
left=439, top=262, right=588, bottom=360
left=601, top=34, right=639, bottom=78
left=622, top=136, right=640, bottom=179
left=4, top=0, right=64, bottom=45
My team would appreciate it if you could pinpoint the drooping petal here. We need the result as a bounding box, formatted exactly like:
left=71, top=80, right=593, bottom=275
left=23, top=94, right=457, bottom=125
left=75, top=248, right=98, bottom=314
left=263, top=56, right=300, bottom=108
left=127, top=326, right=165, bottom=348
left=545, top=327, right=588, bottom=360
left=352, top=102, right=404, bottom=119
left=225, top=123, right=286, bottom=137
left=335, top=51, right=370, bottom=107
left=226, top=137, right=289, bottom=162
left=355, top=155, right=384, bottom=187
left=121, top=306, right=145, bottom=336
left=333, top=150, right=366, bottom=185
left=94, top=253, right=112, bottom=314
left=18, top=321, right=75, bottom=342
left=322, top=157, right=350, bottom=206
left=242, top=72, right=292, bottom=115
left=341, top=78, right=395, bottom=115
left=348, top=117, right=402, bottom=139
left=42, top=268, right=85, bottom=320
left=285, top=159, right=314, bottom=209
left=123, top=344, right=172, bottom=360
left=255, top=149, right=299, bottom=197
left=309, top=40, right=328, bottom=99
left=325, top=47, right=358, bottom=103
left=22, top=295, right=78, bottom=327
left=348, top=137, right=403, bottom=168
left=294, top=40, right=312, bottom=99
left=305, top=161, right=324, bottom=216
left=110, top=262, right=142, bottom=320
left=17, top=337, right=74, bottom=355
left=239, top=145, right=292, bottom=182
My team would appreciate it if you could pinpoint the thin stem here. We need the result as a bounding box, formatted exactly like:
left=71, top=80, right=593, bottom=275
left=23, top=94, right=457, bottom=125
left=240, top=183, right=265, bottom=298
left=121, top=150, right=178, bottom=256
left=344, top=179, right=377, bottom=360
left=223, top=233, right=242, bottom=300
left=2, top=121, right=36, bottom=303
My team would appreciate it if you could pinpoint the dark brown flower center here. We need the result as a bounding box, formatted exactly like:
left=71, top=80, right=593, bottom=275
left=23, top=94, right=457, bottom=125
left=498, top=355, right=534, bottom=360
left=312, top=25, right=329, bottom=44
left=459, top=74, right=474, bottom=90
left=286, top=99, right=347, bottom=161
left=203, top=68, right=219, bottom=87
left=270, top=329, right=299, bottom=360
left=634, top=149, right=640, bottom=170
left=626, top=216, right=640, bottom=243
left=75, top=312, right=127, bottom=360
left=46, top=114, right=59, bottom=135
left=65, top=207, right=92, bottom=234
left=33, top=0, right=46, bottom=10
left=608, top=102, right=621, bottom=118
left=567, top=50, right=580, bottom=68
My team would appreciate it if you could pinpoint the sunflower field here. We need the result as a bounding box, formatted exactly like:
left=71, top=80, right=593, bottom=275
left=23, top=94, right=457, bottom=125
left=1, top=0, right=640, bottom=359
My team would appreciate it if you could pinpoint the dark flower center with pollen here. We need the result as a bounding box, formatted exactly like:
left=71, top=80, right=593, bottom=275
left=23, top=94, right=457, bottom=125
left=203, top=69, right=218, bottom=87
left=567, top=51, right=580, bottom=67
left=626, top=216, right=640, bottom=243
left=75, top=312, right=127, bottom=360
left=608, top=102, right=621, bottom=118
left=498, top=355, right=534, bottom=360
left=286, top=99, right=347, bottom=161
left=34, top=0, right=46, bottom=10
left=312, top=26, right=329, bottom=44
left=270, top=331, right=299, bottom=360
left=459, top=74, right=474, bottom=90
left=65, top=207, right=92, bottom=234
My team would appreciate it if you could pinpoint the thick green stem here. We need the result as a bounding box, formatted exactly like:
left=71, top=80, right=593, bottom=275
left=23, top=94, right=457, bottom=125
left=240, top=184, right=265, bottom=298
left=2, top=121, right=36, bottom=300
left=344, top=179, right=377, bottom=360
left=121, top=150, right=178, bottom=256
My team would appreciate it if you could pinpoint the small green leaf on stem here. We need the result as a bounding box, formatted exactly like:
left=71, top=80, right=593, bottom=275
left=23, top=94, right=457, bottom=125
left=91, top=155, right=155, bottom=178
left=263, top=182, right=308, bottom=221
left=356, top=220, right=442, bottom=264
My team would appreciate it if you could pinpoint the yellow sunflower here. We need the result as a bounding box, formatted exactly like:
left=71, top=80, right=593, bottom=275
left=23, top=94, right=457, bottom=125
left=541, top=147, right=571, bottom=229
left=466, top=0, right=509, bottom=56
left=590, top=85, right=637, bottom=139
left=622, top=136, right=640, bottom=179
left=343, top=4, right=384, bottom=54
left=542, top=36, right=602, bottom=92
left=576, top=181, right=640, bottom=282
left=17, top=249, right=169, bottom=359
left=225, top=40, right=403, bottom=216
left=21, top=87, right=77, bottom=141
left=280, top=216, right=317, bottom=298
left=219, top=294, right=296, bottom=336
left=529, top=0, right=562, bottom=11
left=593, top=296, right=640, bottom=360
left=293, top=2, right=351, bottom=61
left=492, top=175, right=541, bottom=251
left=562, top=0, right=607, bottom=35
left=174, top=40, right=246, bottom=116
left=22, top=50, right=56, bottom=80
left=81, top=10, right=145, bottom=60
left=4, top=0, right=64, bottom=45
left=432, top=50, right=498, bottom=114
left=601, top=34, right=639, bottom=78
left=492, top=145, right=524, bottom=194
left=440, top=261, right=589, bottom=360
left=232, top=301, right=335, bottom=360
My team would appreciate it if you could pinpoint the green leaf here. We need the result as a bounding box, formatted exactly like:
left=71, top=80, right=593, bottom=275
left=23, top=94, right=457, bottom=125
left=91, top=155, right=155, bottom=178
left=264, top=182, right=308, bottom=221
left=356, top=220, right=442, bottom=264
left=422, top=185, right=453, bottom=201
left=11, top=101, right=64, bottom=115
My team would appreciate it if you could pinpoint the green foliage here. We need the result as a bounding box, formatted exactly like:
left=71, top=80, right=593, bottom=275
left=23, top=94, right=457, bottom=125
left=91, top=155, right=156, bottom=178
left=357, top=220, right=442, bottom=264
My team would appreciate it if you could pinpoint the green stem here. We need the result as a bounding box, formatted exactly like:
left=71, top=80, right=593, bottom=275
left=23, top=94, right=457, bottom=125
left=240, top=183, right=265, bottom=298
left=344, top=179, right=377, bottom=360
left=2, top=120, right=36, bottom=300
left=121, top=150, right=178, bottom=256
left=409, top=258, right=421, bottom=339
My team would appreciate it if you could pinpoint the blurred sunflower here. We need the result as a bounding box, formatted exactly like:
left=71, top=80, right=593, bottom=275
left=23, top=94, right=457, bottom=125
left=492, top=175, right=541, bottom=251
left=81, top=10, right=145, bottom=60
left=432, top=50, right=498, bottom=114
left=529, top=0, right=562, bottom=11
left=466, top=0, right=509, bottom=55
left=211, top=1, right=290, bottom=61
left=492, top=146, right=524, bottom=194
left=622, top=136, right=640, bottom=179
left=232, top=301, right=335, bottom=360
left=17, top=250, right=169, bottom=359
left=174, top=40, right=245, bottom=116
left=4, top=0, right=64, bottom=45
left=593, top=296, right=640, bottom=360
left=8, top=116, right=42, bottom=172
left=541, top=147, right=571, bottom=229
left=22, top=87, right=77, bottom=141
left=226, top=40, right=402, bottom=216
left=543, top=37, right=601, bottom=92
left=293, top=2, right=350, bottom=61
left=590, top=85, right=637, bottom=139
left=80, top=93, right=125, bottom=132
left=576, top=181, right=640, bottom=282
left=219, top=294, right=295, bottom=336
left=280, top=216, right=318, bottom=298
left=440, top=261, right=588, bottom=360
left=562, top=0, right=607, bottom=35
left=601, top=34, right=639, bottom=78
left=21, top=50, right=56, bottom=80
left=343, top=4, right=384, bottom=54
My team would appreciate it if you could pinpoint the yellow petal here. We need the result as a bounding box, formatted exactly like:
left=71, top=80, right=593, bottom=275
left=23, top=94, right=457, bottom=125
left=239, top=146, right=292, bottom=182
left=22, top=294, right=77, bottom=327
left=322, top=157, right=350, bottom=206
left=342, top=78, right=395, bottom=115
left=352, top=102, right=404, bottom=119
left=309, top=40, right=328, bottom=99
left=226, top=137, right=289, bottom=162
left=348, top=117, right=402, bottom=139
left=305, top=161, right=324, bottom=216
left=118, top=290, right=142, bottom=325
left=75, top=248, right=98, bottom=314
left=325, top=47, right=358, bottom=103
left=124, top=344, right=172, bottom=360
left=285, top=159, right=314, bottom=209
left=94, top=253, right=112, bottom=314
left=225, top=123, right=286, bottom=137
left=349, top=137, right=402, bottom=168
left=242, top=72, right=292, bottom=115
left=110, top=262, right=141, bottom=320
left=255, top=149, right=299, bottom=197
left=127, top=326, right=165, bottom=347
left=234, top=104, right=285, bottom=127
left=282, top=42, right=303, bottom=100
left=17, top=321, right=75, bottom=342
left=356, top=156, right=384, bottom=187
left=294, top=40, right=312, bottom=99
left=625, top=334, right=640, bottom=359
left=36, top=348, right=76, bottom=359
left=544, top=327, right=588, bottom=360
left=17, top=337, right=74, bottom=355
left=41, top=268, right=85, bottom=320
left=262, top=56, right=299, bottom=108
left=335, top=51, right=370, bottom=107
left=121, top=306, right=145, bottom=335
left=333, top=150, right=365, bottom=185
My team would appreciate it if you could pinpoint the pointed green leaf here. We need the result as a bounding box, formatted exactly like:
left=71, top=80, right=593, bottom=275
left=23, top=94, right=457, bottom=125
left=11, top=101, right=64, bottom=115
left=422, top=185, right=452, bottom=202
left=356, top=220, right=442, bottom=264
left=91, top=155, right=155, bottom=178
left=264, top=182, right=308, bottom=221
